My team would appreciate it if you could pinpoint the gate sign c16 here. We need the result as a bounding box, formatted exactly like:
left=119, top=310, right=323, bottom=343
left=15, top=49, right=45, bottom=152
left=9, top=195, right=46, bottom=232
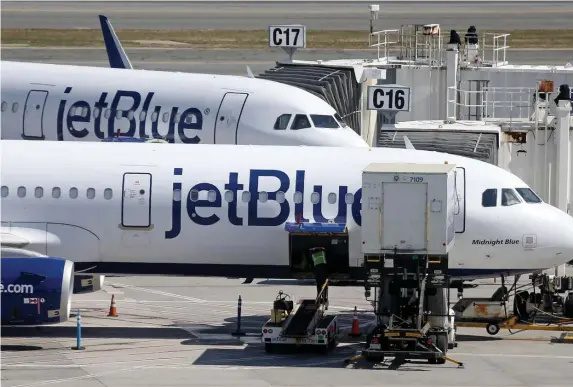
left=367, top=85, right=411, bottom=112
left=268, top=25, right=307, bottom=48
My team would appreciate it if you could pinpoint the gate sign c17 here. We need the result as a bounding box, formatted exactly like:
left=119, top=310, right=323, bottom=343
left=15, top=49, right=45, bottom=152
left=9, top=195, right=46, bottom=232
left=268, top=25, right=306, bottom=48
left=367, top=85, right=411, bottom=112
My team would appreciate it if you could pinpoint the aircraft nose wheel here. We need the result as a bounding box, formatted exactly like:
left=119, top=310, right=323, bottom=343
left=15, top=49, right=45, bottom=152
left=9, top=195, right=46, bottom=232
left=486, top=323, right=500, bottom=335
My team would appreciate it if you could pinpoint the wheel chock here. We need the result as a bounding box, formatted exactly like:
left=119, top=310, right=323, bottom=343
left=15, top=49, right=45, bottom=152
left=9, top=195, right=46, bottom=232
left=344, top=353, right=363, bottom=364
left=443, top=355, right=464, bottom=368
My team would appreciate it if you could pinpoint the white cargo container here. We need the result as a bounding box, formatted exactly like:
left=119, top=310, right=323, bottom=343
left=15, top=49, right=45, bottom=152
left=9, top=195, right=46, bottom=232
left=361, top=163, right=457, bottom=256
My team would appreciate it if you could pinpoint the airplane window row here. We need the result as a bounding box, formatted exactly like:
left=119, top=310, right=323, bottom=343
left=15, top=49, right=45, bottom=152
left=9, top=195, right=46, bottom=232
left=482, top=187, right=541, bottom=207
left=273, top=113, right=347, bottom=130
left=1, top=186, right=113, bottom=200
left=0, top=101, right=197, bottom=125
left=176, top=189, right=353, bottom=205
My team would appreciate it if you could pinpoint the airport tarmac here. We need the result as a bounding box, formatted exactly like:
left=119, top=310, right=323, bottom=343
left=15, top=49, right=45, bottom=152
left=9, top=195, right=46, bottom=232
left=2, top=47, right=571, bottom=76
left=2, top=276, right=572, bottom=387
left=2, top=1, right=573, bottom=30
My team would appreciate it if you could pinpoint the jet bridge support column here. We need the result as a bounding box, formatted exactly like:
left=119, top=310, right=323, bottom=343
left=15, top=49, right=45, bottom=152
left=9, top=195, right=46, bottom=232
left=555, top=99, right=571, bottom=215
left=446, top=44, right=459, bottom=121
left=360, top=74, right=382, bottom=147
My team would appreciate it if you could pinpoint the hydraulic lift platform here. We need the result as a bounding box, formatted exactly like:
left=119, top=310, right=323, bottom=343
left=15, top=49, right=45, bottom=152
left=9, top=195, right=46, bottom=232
left=355, top=253, right=460, bottom=366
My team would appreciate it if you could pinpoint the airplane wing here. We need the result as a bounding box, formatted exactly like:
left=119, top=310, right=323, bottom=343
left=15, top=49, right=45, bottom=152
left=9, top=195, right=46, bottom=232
left=246, top=66, right=255, bottom=78
left=98, top=14, right=133, bottom=69
left=403, top=136, right=416, bottom=150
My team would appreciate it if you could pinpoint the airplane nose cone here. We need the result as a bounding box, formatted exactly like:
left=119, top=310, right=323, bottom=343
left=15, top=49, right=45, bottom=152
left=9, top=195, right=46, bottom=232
left=341, top=128, right=369, bottom=148
left=543, top=204, right=573, bottom=265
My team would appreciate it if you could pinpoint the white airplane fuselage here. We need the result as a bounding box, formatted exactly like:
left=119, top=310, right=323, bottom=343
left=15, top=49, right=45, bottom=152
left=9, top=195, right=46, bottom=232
left=0, top=61, right=367, bottom=147
left=2, top=140, right=573, bottom=281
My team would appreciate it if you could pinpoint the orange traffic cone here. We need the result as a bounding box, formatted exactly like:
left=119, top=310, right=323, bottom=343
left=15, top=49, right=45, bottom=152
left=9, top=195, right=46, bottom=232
left=107, top=294, right=118, bottom=317
left=348, top=306, right=361, bottom=337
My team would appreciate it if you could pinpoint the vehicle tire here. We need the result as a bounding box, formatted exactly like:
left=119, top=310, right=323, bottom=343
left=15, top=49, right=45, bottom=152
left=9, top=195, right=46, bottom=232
left=436, top=357, right=446, bottom=365
left=264, top=343, right=274, bottom=353
left=486, top=323, right=500, bottom=335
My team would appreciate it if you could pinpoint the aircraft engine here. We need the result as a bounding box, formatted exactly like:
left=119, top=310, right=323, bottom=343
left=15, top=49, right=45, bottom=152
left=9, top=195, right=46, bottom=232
left=1, top=257, right=74, bottom=326
left=73, top=274, right=105, bottom=294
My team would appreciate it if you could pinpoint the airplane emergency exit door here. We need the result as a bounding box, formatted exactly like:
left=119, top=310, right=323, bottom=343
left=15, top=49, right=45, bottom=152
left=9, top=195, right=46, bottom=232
left=121, top=173, right=152, bottom=228
left=23, top=90, right=48, bottom=139
left=214, top=92, right=248, bottom=144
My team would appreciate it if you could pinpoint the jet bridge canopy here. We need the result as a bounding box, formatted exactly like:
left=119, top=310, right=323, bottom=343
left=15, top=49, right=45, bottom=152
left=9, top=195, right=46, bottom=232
left=285, top=222, right=350, bottom=278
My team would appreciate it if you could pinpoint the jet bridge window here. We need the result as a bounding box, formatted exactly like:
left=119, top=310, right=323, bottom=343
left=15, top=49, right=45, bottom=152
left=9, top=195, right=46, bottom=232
left=310, top=115, right=339, bottom=129
left=516, top=188, right=542, bottom=203
left=482, top=188, right=497, bottom=207
left=274, top=114, right=291, bottom=130
left=501, top=189, right=521, bottom=206
left=291, top=114, right=311, bottom=130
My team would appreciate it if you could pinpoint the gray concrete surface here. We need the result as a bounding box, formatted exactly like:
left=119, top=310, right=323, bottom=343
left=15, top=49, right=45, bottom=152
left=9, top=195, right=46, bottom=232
left=2, top=47, right=571, bottom=77
left=2, top=276, right=572, bottom=387
left=2, top=1, right=573, bottom=30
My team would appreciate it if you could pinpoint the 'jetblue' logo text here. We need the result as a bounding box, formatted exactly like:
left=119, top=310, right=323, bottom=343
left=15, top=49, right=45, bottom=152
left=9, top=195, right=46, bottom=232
left=165, top=168, right=363, bottom=239
left=56, top=87, right=203, bottom=143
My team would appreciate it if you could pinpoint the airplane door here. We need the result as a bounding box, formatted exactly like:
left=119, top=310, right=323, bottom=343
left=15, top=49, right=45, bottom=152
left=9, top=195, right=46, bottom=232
left=121, top=173, right=152, bottom=228
left=454, top=167, right=466, bottom=233
left=214, top=92, right=248, bottom=144
left=23, top=90, right=48, bottom=139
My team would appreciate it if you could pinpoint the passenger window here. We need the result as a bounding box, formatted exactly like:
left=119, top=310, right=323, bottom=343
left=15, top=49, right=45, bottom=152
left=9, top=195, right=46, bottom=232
left=310, top=192, right=320, bottom=204
left=52, top=187, right=61, bottom=198
left=151, top=112, right=158, bottom=122
left=241, top=191, right=251, bottom=202
left=115, top=110, right=122, bottom=120
left=276, top=191, right=285, bottom=203
left=103, top=188, right=113, bottom=200
left=12, top=102, right=19, bottom=113
left=1, top=101, right=7, bottom=112
left=87, top=188, right=96, bottom=199
left=174, top=113, right=180, bottom=123
left=172, top=189, right=181, bottom=202
left=345, top=192, right=354, bottom=204
left=93, top=108, right=100, bottom=119
left=224, top=190, right=234, bottom=202
left=259, top=191, right=268, bottom=203
left=34, top=187, right=43, bottom=198
left=516, top=188, right=542, bottom=203
left=293, top=191, right=303, bottom=204
left=139, top=111, right=147, bottom=121
left=310, top=115, right=339, bottom=128
left=501, top=189, right=520, bottom=206
left=189, top=189, right=199, bottom=202
left=69, top=187, right=78, bottom=199
left=207, top=190, right=217, bottom=203
left=162, top=112, right=169, bottom=123
left=273, top=114, right=291, bottom=130
left=127, top=110, right=134, bottom=120
left=482, top=189, right=497, bottom=207
left=1, top=186, right=8, bottom=197
left=327, top=192, right=337, bottom=204
left=17, top=186, right=26, bottom=198
left=104, top=109, right=111, bottom=119
left=291, top=114, right=311, bottom=130
left=82, top=107, right=89, bottom=117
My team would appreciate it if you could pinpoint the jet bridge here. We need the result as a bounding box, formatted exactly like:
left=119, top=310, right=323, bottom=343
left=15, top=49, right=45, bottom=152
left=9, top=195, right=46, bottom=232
left=257, top=64, right=362, bottom=134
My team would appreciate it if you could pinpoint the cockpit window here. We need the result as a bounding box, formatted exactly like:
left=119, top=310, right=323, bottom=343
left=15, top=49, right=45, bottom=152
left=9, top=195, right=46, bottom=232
left=310, top=115, right=339, bottom=129
left=274, top=114, right=291, bottom=130
left=516, top=188, right=542, bottom=203
left=501, top=189, right=521, bottom=206
left=334, top=113, right=347, bottom=127
left=291, top=114, right=312, bottom=130
left=482, top=188, right=497, bottom=207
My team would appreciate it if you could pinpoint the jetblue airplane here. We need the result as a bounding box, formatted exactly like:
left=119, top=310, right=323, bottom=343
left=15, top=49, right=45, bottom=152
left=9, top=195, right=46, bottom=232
left=0, top=61, right=367, bottom=147
left=2, top=140, right=573, bottom=325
